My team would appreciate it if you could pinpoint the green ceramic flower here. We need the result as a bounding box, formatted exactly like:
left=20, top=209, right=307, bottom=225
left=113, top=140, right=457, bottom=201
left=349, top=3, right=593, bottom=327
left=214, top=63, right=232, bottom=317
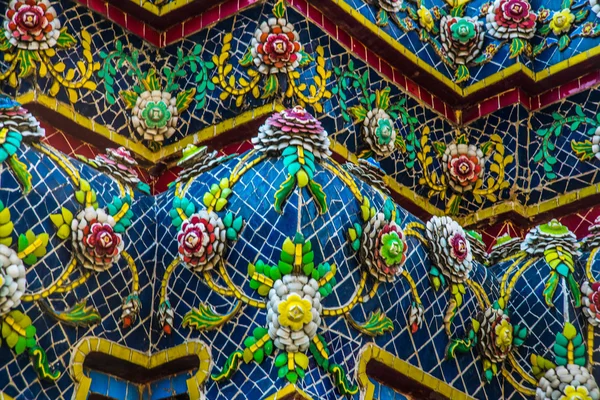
left=0, top=128, right=22, bottom=163
left=451, top=19, right=476, bottom=43
left=375, top=118, right=393, bottom=145
left=380, top=232, right=405, bottom=266
left=141, top=101, right=171, bottom=129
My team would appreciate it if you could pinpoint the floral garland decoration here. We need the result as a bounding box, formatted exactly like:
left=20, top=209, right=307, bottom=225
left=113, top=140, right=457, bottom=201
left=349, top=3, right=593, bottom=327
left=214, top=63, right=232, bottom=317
left=99, top=42, right=214, bottom=148
left=332, top=70, right=420, bottom=165
left=0, top=199, right=58, bottom=381
left=531, top=323, right=599, bottom=400
left=417, top=129, right=512, bottom=215
left=211, top=0, right=332, bottom=112
left=447, top=299, right=527, bottom=383
left=211, top=233, right=358, bottom=395
left=0, top=0, right=99, bottom=101
left=481, top=0, right=537, bottom=59
left=0, top=96, right=45, bottom=194
left=520, top=219, right=581, bottom=308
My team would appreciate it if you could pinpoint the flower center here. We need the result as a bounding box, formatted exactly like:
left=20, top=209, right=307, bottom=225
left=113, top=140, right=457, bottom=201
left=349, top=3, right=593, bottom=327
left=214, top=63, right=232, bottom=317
left=556, top=15, right=565, bottom=26
left=458, top=161, right=471, bottom=174
left=21, top=11, right=40, bottom=28
left=510, top=4, right=522, bottom=14
left=458, top=26, right=469, bottom=36
left=149, top=107, right=165, bottom=122
left=388, top=241, right=401, bottom=257
left=287, top=304, right=306, bottom=322
left=185, top=232, right=199, bottom=248
left=273, top=39, right=287, bottom=54
left=98, top=231, right=113, bottom=248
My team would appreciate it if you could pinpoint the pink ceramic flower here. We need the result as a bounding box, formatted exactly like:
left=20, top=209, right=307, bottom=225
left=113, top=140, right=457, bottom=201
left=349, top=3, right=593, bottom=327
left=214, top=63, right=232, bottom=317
left=486, top=0, right=537, bottom=39
left=449, top=233, right=469, bottom=262
left=582, top=281, right=600, bottom=326
left=441, top=142, right=485, bottom=193
left=5, top=0, right=60, bottom=50
left=251, top=18, right=303, bottom=74
left=177, top=211, right=226, bottom=272
left=94, top=147, right=140, bottom=186
left=449, top=155, right=481, bottom=186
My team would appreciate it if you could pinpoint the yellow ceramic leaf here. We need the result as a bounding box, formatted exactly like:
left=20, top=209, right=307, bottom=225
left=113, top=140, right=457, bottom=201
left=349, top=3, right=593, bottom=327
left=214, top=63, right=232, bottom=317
left=282, top=238, right=295, bottom=256
left=57, top=225, right=70, bottom=240
left=294, top=353, right=309, bottom=369
left=0, top=209, right=10, bottom=224
left=61, top=207, right=73, bottom=224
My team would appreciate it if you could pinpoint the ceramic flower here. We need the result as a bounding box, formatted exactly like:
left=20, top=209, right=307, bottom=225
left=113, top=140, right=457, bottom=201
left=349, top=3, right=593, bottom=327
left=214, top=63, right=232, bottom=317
left=378, top=0, right=403, bottom=13
left=582, top=281, right=600, bottom=327
left=549, top=9, right=575, bottom=36
left=582, top=216, right=600, bottom=250
left=359, top=213, right=408, bottom=282
left=488, top=234, right=522, bottom=264
left=425, top=216, right=473, bottom=284
left=536, top=365, right=599, bottom=400
left=521, top=219, right=579, bottom=256
left=252, top=106, right=331, bottom=161
left=0, top=244, right=26, bottom=316
left=417, top=6, right=435, bottom=31
left=344, top=158, right=391, bottom=196
left=363, top=108, right=397, bottom=157
left=131, top=90, right=178, bottom=143
left=267, top=275, right=322, bottom=352
left=94, top=147, right=141, bottom=186
left=475, top=307, right=514, bottom=363
left=486, top=0, right=537, bottom=39
left=440, top=15, right=484, bottom=65
left=177, top=210, right=226, bottom=272
left=176, top=144, right=237, bottom=184
left=250, top=17, right=303, bottom=74
left=4, top=0, right=61, bottom=50
left=441, top=143, right=485, bottom=193
left=592, top=0, right=600, bottom=18
left=588, top=127, right=600, bottom=161
left=0, top=97, right=45, bottom=140
left=71, top=206, right=124, bottom=272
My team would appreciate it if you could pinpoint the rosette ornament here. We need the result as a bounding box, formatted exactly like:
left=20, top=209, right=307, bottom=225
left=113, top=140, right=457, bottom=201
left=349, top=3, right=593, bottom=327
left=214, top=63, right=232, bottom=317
left=253, top=107, right=330, bottom=214
left=268, top=275, right=322, bottom=353
left=521, top=219, right=580, bottom=307
left=440, top=15, right=484, bottom=82
left=486, top=0, right=537, bottom=40
left=359, top=213, right=408, bottom=282
left=582, top=281, right=600, bottom=327
left=0, top=244, right=26, bottom=316
left=250, top=15, right=303, bottom=74
left=93, top=147, right=141, bottom=187
left=363, top=108, right=397, bottom=158
left=177, top=211, right=226, bottom=272
left=447, top=302, right=527, bottom=383
left=4, top=0, right=60, bottom=50
left=425, top=216, right=473, bottom=287
left=71, top=207, right=124, bottom=272
left=442, top=142, right=485, bottom=193
left=131, top=91, right=178, bottom=143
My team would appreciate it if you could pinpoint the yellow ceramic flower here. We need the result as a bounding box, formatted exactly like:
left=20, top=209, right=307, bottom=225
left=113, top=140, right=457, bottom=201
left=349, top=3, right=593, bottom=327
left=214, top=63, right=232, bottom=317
left=494, top=319, right=513, bottom=352
left=561, top=385, right=592, bottom=400
left=549, top=9, right=575, bottom=35
left=278, top=293, right=313, bottom=331
left=417, top=6, right=435, bottom=32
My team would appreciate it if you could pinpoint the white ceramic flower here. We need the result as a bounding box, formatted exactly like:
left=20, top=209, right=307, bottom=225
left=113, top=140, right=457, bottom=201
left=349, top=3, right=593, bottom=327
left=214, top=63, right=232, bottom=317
left=440, top=15, right=485, bottom=65
left=131, top=90, right=178, bottom=143
left=0, top=244, right=26, bottom=316
left=267, top=275, right=322, bottom=353
left=592, top=0, right=600, bottom=18
left=536, top=365, right=600, bottom=400
left=4, top=0, right=61, bottom=50
left=177, top=211, right=226, bottom=272
left=363, top=108, right=396, bottom=157
left=71, top=207, right=124, bottom=272
left=378, top=0, right=403, bottom=13
left=425, top=216, right=473, bottom=284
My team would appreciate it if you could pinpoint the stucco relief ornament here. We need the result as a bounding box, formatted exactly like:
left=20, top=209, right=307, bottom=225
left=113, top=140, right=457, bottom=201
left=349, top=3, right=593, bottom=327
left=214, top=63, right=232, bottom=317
left=582, top=216, right=600, bottom=250
left=582, top=281, right=600, bottom=327
left=488, top=234, right=522, bottom=264
left=253, top=106, right=330, bottom=214
left=485, top=0, right=536, bottom=58
left=364, top=0, right=404, bottom=26
left=363, top=108, right=397, bottom=158
left=439, top=15, right=485, bottom=82
left=0, top=97, right=45, bottom=194
left=447, top=301, right=528, bottom=383
left=175, top=144, right=237, bottom=184
left=442, top=142, right=485, bottom=194
left=82, top=147, right=150, bottom=195
left=533, top=323, right=600, bottom=400
left=344, top=158, right=391, bottom=196
left=177, top=211, right=226, bottom=272
left=425, top=215, right=474, bottom=333
left=131, top=91, right=178, bottom=143
left=71, top=207, right=124, bottom=272
left=467, top=230, right=488, bottom=264
left=521, top=219, right=581, bottom=307
left=5, top=0, right=60, bottom=50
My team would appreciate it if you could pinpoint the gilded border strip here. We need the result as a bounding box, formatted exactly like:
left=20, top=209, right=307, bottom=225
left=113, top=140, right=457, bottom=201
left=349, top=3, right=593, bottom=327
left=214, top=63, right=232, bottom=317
left=357, top=343, right=475, bottom=400
left=70, top=337, right=211, bottom=400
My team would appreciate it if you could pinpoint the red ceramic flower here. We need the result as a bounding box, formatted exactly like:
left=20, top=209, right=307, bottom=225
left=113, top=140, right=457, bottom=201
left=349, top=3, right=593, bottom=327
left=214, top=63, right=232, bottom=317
left=177, top=211, right=225, bottom=272
left=449, top=155, right=481, bottom=186
left=5, top=0, right=60, bottom=50
left=583, top=281, right=600, bottom=326
left=441, top=142, right=485, bottom=193
left=449, top=233, right=469, bottom=262
left=251, top=18, right=303, bottom=74
left=486, top=0, right=537, bottom=40
left=84, top=222, right=120, bottom=259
